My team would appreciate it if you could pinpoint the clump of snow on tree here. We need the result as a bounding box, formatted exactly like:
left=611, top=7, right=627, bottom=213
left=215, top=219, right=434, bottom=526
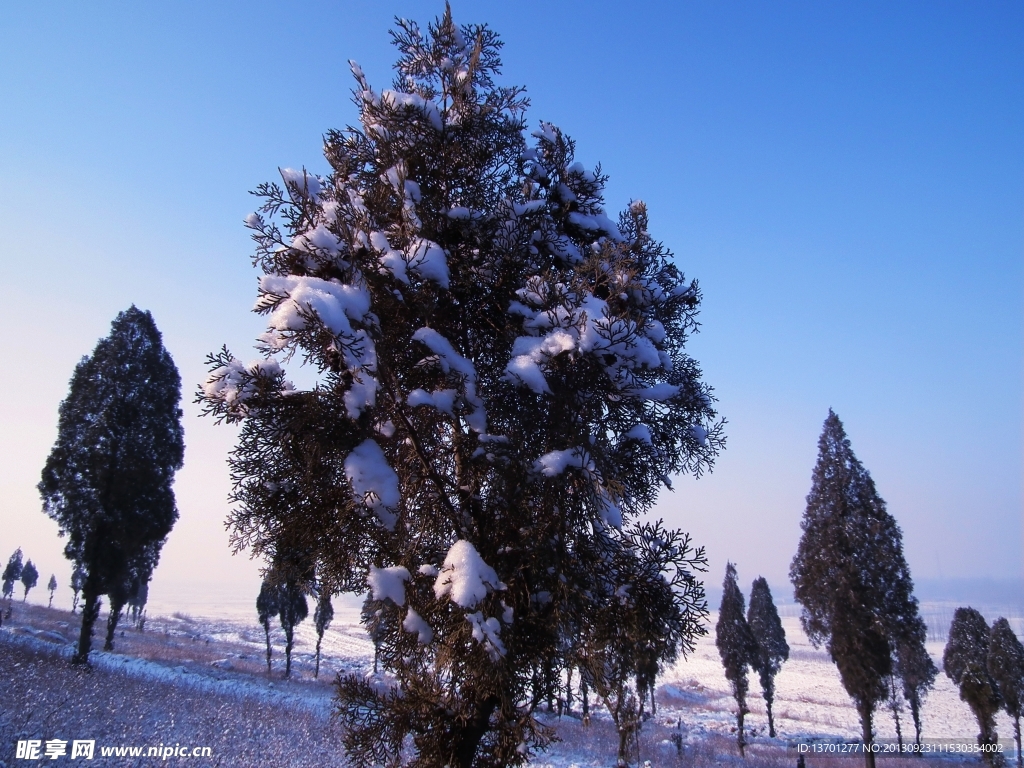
left=344, top=440, right=401, bottom=529
left=433, top=540, right=504, bottom=608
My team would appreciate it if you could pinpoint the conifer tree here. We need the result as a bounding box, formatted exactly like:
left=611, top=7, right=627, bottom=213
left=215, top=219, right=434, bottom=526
left=39, top=307, right=184, bottom=663
left=747, top=576, right=789, bottom=738
left=279, top=579, right=309, bottom=679
left=199, top=9, right=721, bottom=766
left=47, top=574, right=57, bottom=608
left=894, top=615, right=937, bottom=748
left=20, top=560, right=38, bottom=602
left=70, top=563, right=85, bottom=614
left=314, top=589, right=335, bottom=679
left=716, top=563, right=757, bottom=755
left=988, top=618, right=1024, bottom=768
left=944, top=607, right=1003, bottom=766
left=3, top=548, right=23, bottom=602
left=257, top=577, right=280, bottom=674
left=790, top=410, right=924, bottom=768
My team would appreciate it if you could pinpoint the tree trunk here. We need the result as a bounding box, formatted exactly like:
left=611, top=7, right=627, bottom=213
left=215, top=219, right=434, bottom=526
left=104, top=597, right=126, bottom=651
left=74, top=589, right=102, bottom=664
left=737, top=702, right=747, bottom=757
left=262, top=619, right=273, bottom=674
left=1012, top=715, right=1021, bottom=768
left=581, top=678, right=589, bottom=724
left=858, top=702, right=876, bottom=768
left=454, top=696, right=497, bottom=768
left=765, top=674, right=777, bottom=738
left=315, top=633, right=323, bottom=679
left=285, top=625, right=294, bottom=678
left=910, top=696, right=923, bottom=750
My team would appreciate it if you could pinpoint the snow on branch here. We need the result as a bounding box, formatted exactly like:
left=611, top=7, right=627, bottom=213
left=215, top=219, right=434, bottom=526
left=433, top=540, right=504, bottom=608
left=344, top=440, right=401, bottom=530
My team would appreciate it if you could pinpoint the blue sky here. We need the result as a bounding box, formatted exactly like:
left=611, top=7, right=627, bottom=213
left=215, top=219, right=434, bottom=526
left=1, top=1, right=1020, bottom=610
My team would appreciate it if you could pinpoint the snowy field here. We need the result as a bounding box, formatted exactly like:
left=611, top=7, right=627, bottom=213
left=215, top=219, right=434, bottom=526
left=2, top=599, right=1021, bottom=767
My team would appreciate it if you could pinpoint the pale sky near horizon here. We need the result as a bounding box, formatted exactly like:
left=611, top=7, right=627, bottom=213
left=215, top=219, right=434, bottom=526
left=0, top=1, right=1020, bottom=615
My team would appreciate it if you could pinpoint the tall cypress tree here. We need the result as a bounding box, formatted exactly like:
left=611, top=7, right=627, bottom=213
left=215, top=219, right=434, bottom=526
left=198, top=8, right=721, bottom=766
left=716, top=563, right=757, bottom=755
left=39, top=306, right=185, bottom=663
left=69, top=563, right=85, bottom=614
left=314, top=588, right=335, bottom=680
left=2, top=548, right=23, bottom=601
left=256, top=577, right=280, bottom=674
left=747, top=576, right=789, bottom=738
left=988, top=617, right=1023, bottom=768
left=894, top=614, right=937, bottom=748
left=47, top=574, right=58, bottom=608
left=20, top=560, right=39, bottom=602
left=790, top=410, right=923, bottom=768
left=279, top=579, right=309, bottom=679
left=945, top=608, right=1003, bottom=766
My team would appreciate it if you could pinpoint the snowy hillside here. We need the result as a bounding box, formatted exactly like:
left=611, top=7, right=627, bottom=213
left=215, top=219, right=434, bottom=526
left=2, top=601, right=1020, bottom=767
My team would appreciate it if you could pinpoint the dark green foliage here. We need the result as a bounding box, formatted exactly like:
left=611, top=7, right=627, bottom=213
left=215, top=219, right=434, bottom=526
left=3, top=548, right=23, bottom=601
left=20, top=560, right=38, bottom=602
left=39, top=306, right=184, bottom=663
left=988, top=618, right=1024, bottom=768
left=257, top=577, right=280, bottom=674
left=790, top=410, right=922, bottom=768
left=199, top=8, right=720, bottom=767
left=894, top=613, right=937, bottom=748
left=582, top=522, right=708, bottom=767
left=716, top=563, right=757, bottom=755
left=279, top=580, right=309, bottom=679
left=747, top=576, right=788, bottom=738
left=47, top=574, right=57, bottom=607
left=944, top=607, right=1002, bottom=765
left=314, top=589, right=335, bottom=679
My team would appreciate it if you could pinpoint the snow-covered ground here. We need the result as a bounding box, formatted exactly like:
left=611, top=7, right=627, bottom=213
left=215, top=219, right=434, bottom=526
left=3, top=599, right=1021, bottom=767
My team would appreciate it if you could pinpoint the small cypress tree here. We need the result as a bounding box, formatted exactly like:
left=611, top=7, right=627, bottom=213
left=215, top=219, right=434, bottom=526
left=20, top=560, right=39, bottom=602
left=894, top=616, right=937, bottom=748
left=747, top=576, right=789, bottom=738
left=279, top=580, right=309, bottom=679
left=944, top=607, right=1003, bottom=766
left=314, top=589, right=335, bottom=679
left=47, top=574, right=58, bottom=608
left=988, top=618, right=1024, bottom=768
left=69, top=563, right=85, bottom=614
left=2, top=548, right=23, bottom=601
left=257, top=577, right=280, bottom=674
left=716, top=563, right=757, bottom=755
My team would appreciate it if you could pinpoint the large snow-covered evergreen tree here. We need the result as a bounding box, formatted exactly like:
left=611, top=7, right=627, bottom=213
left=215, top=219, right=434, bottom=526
left=200, top=9, right=720, bottom=767
left=945, top=607, right=1003, bottom=766
left=715, top=563, right=757, bottom=755
left=790, top=410, right=926, bottom=768
left=747, top=576, right=789, bottom=738
left=39, top=306, right=185, bottom=663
